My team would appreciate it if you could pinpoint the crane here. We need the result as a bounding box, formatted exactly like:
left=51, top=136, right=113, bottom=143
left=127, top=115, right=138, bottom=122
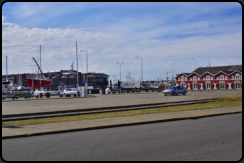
left=165, top=70, right=171, bottom=81
left=170, top=68, right=178, bottom=82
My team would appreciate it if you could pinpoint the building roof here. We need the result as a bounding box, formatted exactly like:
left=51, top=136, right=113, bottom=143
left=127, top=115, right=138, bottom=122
left=176, top=65, right=242, bottom=78
left=193, top=65, right=242, bottom=75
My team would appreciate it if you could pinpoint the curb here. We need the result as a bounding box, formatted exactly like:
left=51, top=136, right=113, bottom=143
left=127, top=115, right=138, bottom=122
left=2, top=111, right=241, bottom=140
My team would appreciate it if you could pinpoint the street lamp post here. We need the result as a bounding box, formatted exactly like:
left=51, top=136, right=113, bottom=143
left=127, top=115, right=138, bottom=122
left=117, top=62, right=124, bottom=93
left=192, top=58, right=196, bottom=70
left=135, top=57, right=143, bottom=91
left=76, top=41, right=79, bottom=94
left=29, top=65, right=35, bottom=91
left=117, top=62, right=124, bottom=81
left=80, top=50, right=88, bottom=95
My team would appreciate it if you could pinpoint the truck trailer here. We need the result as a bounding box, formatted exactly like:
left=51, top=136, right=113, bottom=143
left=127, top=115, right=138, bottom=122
left=120, top=81, right=142, bottom=91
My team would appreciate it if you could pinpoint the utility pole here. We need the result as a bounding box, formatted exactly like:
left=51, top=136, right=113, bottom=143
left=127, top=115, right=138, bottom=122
left=126, top=71, right=131, bottom=82
left=166, top=70, right=171, bottom=89
left=117, top=62, right=124, bottom=81
left=171, top=68, right=178, bottom=83
left=76, top=41, right=78, bottom=87
left=6, top=56, right=7, bottom=81
left=40, top=45, right=42, bottom=89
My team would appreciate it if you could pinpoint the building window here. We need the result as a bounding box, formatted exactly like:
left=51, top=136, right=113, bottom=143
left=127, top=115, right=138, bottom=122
left=181, top=76, right=184, bottom=81
left=232, top=76, right=234, bottom=79
left=235, top=74, right=240, bottom=80
left=198, top=77, right=200, bottom=80
left=225, top=77, right=227, bottom=80
left=68, top=75, right=75, bottom=78
left=193, top=76, right=197, bottom=80
left=206, top=76, right=210, bottom=80
left=190, top=78, right=192, bottom=81
left=220, top=83, right=225, bottom=89
left=220, top=75, right=224, bottom=80
left=216, top=77, right=219, bottom=80
left=61, top=75, right=67, bottom=78
left=185, top=77, right=187, bottom=81
left=203, top=77, right=205, bottom=80
left=206, top=83, right=211, bottom=89
left=211, top=77, right=213, bottom=80
left=193, top=83, right=197, bottom=90
left=235, top=83, right=241, bottom=89
left=178, top=77, right=180, bottom=81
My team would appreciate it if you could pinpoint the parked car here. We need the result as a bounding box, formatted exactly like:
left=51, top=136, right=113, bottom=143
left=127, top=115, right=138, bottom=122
left=60, top=88, right=81, bottom=97
left=10, top=87, right=18, bottom=91
left=17, top=86, right=30, bottom=91
left=163, top=86, right=187, bottom=96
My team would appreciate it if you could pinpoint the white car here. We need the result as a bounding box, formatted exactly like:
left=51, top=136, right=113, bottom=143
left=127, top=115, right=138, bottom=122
left=60, top=88, right=81, bottom=97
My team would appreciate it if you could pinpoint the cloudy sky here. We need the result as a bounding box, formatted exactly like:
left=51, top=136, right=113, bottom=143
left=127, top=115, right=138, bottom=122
left=2, top=2, right=242, bottom=82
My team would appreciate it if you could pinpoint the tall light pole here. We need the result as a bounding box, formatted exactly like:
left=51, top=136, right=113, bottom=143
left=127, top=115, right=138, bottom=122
left=80, top=50, right=88, bottom=95
left=135, top=57, right=143, bottom=90
left=6, top=56, right=7, bottom=81
left=76, top=41, right=78, bottom=90
left=192, top=58, right=196, bottom=70
left=29, top=65, right=35, bottom=90
left=117, top=62, right=124, bottom=81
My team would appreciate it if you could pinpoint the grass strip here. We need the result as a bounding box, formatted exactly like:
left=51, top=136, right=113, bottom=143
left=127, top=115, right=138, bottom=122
left=2, top=96, right=242, bottom=127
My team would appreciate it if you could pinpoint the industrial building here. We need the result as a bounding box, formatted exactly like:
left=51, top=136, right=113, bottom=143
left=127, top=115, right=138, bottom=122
left=2, top=70, right=109, bottom=90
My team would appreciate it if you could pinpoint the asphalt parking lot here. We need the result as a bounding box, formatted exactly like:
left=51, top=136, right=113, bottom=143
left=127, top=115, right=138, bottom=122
left=2, top=90, right=242, bottom=116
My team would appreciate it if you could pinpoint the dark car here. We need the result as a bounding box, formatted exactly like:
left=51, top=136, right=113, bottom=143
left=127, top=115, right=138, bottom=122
left=163, top=86, right=187, bottom=96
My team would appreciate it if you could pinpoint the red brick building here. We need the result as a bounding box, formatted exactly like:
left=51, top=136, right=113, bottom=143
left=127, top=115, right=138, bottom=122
left=176, top=65, right=242, bottom=90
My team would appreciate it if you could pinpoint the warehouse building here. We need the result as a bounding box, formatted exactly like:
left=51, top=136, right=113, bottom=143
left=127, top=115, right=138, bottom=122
left=2, top=70, right=109, bottom=90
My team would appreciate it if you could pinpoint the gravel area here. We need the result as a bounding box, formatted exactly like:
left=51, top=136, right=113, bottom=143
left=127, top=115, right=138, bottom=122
left=2, top=90, right=242, bottom=115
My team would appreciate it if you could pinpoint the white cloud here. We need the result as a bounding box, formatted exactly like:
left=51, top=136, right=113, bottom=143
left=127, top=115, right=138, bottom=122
left=2, top=2, right=242, bottom=80
left=2, top=15, right=6, bottom=22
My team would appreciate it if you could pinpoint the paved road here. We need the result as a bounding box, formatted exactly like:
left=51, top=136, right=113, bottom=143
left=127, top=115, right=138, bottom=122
left=2, top=113, right=242, bottom=161
left=2, top=90, right=242, bottom=115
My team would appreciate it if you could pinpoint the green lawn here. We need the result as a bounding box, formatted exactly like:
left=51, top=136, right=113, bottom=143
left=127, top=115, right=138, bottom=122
left=2, top=96, right=242, bottom=127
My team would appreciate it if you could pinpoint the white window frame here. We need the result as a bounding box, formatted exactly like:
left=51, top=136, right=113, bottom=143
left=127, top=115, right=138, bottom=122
left=190, top=78, right=192, bottom=81
left=220, top=75, right=224, bottom=80
left=181, top=76, right=184, bottom=81
left=217, top=77, right=219, bottom=80
left=185, top=77, right=187, bottom=81
left=193, top=83, right=197, bottom=90
left=193, top=76, right=197, bottom=81
left=235, top=83, right=241, bottom=89
left=178, top=77, right=180, bottom=81
left=206, top=83, right=211, bottom=89
left=206, top=76, right=210, bottom=80
left=235, top=74, right=240, bottom=80
left=232, top=76, right=234, bottom=79
left=211, top=77, right=213, bottom=80
left=225, top=77, right=227, bottom=80
left=198, top=77, right=200, bottom=80
left=203, top=77, right=205, bottom=80
left=220, top=83, right=225, bottom=89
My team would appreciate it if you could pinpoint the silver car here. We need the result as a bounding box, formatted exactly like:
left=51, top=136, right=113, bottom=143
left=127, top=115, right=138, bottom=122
left=163, top=86, right=187, bottom=96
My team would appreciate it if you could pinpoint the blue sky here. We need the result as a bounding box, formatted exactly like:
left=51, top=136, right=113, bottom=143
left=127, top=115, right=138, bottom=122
left=2, top=2, right=242, bottom=82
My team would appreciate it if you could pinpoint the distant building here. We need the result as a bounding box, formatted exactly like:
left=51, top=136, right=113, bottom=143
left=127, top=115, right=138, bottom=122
left=176, top=65, right=242, bottom=90
left=2, top=70, right=109, bottom=90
